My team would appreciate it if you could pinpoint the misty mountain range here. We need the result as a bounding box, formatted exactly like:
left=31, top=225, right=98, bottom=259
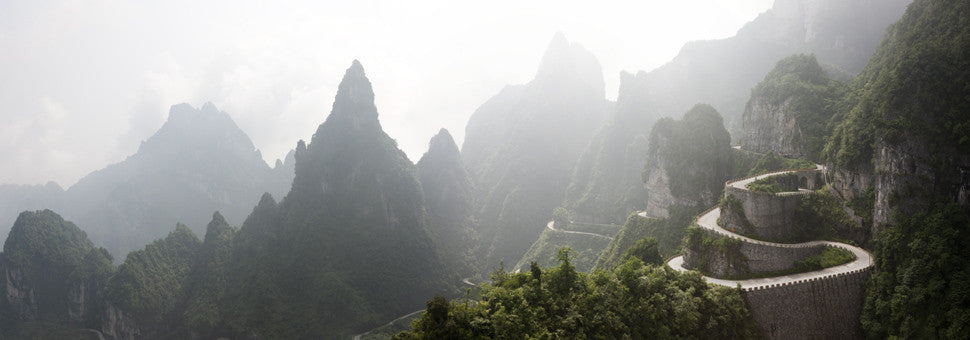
left=0, top=103, right=294, bottom=258
left=5, top=0, right=970, bottom=338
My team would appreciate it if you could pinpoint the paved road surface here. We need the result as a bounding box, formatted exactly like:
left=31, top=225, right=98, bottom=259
left=546, top=221, right=613, bottom=239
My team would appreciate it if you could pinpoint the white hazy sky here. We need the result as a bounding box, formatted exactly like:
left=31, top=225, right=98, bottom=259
left=0, top=0, right=774, bottom=187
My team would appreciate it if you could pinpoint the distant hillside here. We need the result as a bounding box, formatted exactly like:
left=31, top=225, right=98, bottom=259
left=416, top=128, right=476, bottom=274
left=461, top=33, right=610, bottom=272
left=563, top=0, right=910, bottom=224
left=0, top=183, right=63, bottom=245
left=0, top=103, right=294, bottom=259
left=2, top=61, right=458, bottom=340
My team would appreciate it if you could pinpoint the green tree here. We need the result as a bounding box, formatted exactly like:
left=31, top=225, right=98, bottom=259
left=621, top=237, right=662, bottom=265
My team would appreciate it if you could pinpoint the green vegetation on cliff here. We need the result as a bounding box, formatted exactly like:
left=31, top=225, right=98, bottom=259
left=3, top=210, right=94, bottom=272
left=863, top=203, right=970, bottom=338
left=0, top=210, right=112, bottom=333
left=594, top=208, right=695, bottom=271
left=515, top=231, right=611, bottom=273
left=104, top=224, right=201, bottom=333
left=395, top=250, right=759, bottom=339
left=644, top=104, right=733, bottom=208
left=746, top=173, right=799, bottom=194
left=740, top=151, right=815, bottom=177
left=820, top=0, right=970, bottom=337
left=744, top=54, right=848, bottom=161
left=184, top=212, right=236, bottom=335
left=684, top=226, right=748, bottom=278
left=826, top=1, right=970, bottom=171
left=792, top=189, right=867, bottom=245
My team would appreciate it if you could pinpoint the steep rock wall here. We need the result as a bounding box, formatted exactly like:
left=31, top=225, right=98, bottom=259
left=101, top=303, right=141, bottom=340
left=3, top=265, right=37, bottom=321
left=740, top=96, right=804, bottom=158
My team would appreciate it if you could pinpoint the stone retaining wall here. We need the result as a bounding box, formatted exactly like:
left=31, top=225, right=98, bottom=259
left=743, top=267, right=871, bottom=339
left=724, top=185, right=799, bottom=240
left=684, top=228, right=825, bottom=275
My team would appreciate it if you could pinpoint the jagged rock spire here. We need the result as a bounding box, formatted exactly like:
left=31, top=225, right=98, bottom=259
left=324, top=60, right=380, bottom=132
left=427, top=128, right=459, bottom=156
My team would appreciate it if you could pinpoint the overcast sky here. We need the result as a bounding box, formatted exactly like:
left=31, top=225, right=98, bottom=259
left=0, top=0, right=774, bottom=186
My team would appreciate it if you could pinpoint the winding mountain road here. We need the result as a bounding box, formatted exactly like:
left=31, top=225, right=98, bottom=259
left=546, top=220, right=613, bottom=239
left=666, top=165, right=873, bottom=290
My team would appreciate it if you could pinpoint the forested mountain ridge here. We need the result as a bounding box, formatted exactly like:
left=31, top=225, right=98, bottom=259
left=2, top=61, right=457, bottom=339
left=461, top=33, right=610, bottom=273
left=4, top=0, right=970, bottom=338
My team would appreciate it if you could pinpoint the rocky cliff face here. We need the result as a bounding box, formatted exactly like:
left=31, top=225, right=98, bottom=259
left=101, top=303, right=141, bottom=340
left=641, top=156, right=673, bottom=218
left=3, top=264, right=37, bottom=321
left=740, top=54, right=846, bottom=161
left=824, top=1, right=970, bottom=336
left=826, top=0, right=970, bottom=234
left=642, top=104, right=733, bottom=217
left=741, top=97, right=804, bottom=158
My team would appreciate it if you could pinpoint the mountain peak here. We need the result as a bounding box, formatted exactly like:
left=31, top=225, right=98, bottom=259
left=535, top=33, right=605, bottom=99
left=163, top=102, right=233, bottom=128
left=420, top=128, right=463, bottom=168
left=323, top=60, right=380, bottom=132
left=201, top=101, right=219, bottom=113
left=428, top=128, right=458, bottom=153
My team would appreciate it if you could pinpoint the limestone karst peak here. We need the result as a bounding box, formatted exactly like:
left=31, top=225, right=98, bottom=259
left=534, top=32, right=605, bottom=99
left=164, top=102, right=230, bottom=126
left=324, top=60, right=380, bottom=131
left=428, top=128, right=459, bottom=154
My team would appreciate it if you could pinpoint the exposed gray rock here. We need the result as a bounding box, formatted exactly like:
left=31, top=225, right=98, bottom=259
left=4, top=265, right=37, bottom=321
left=102, top=303, right=141, bottom=340
left=740, top=96, right=804, bottom=158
